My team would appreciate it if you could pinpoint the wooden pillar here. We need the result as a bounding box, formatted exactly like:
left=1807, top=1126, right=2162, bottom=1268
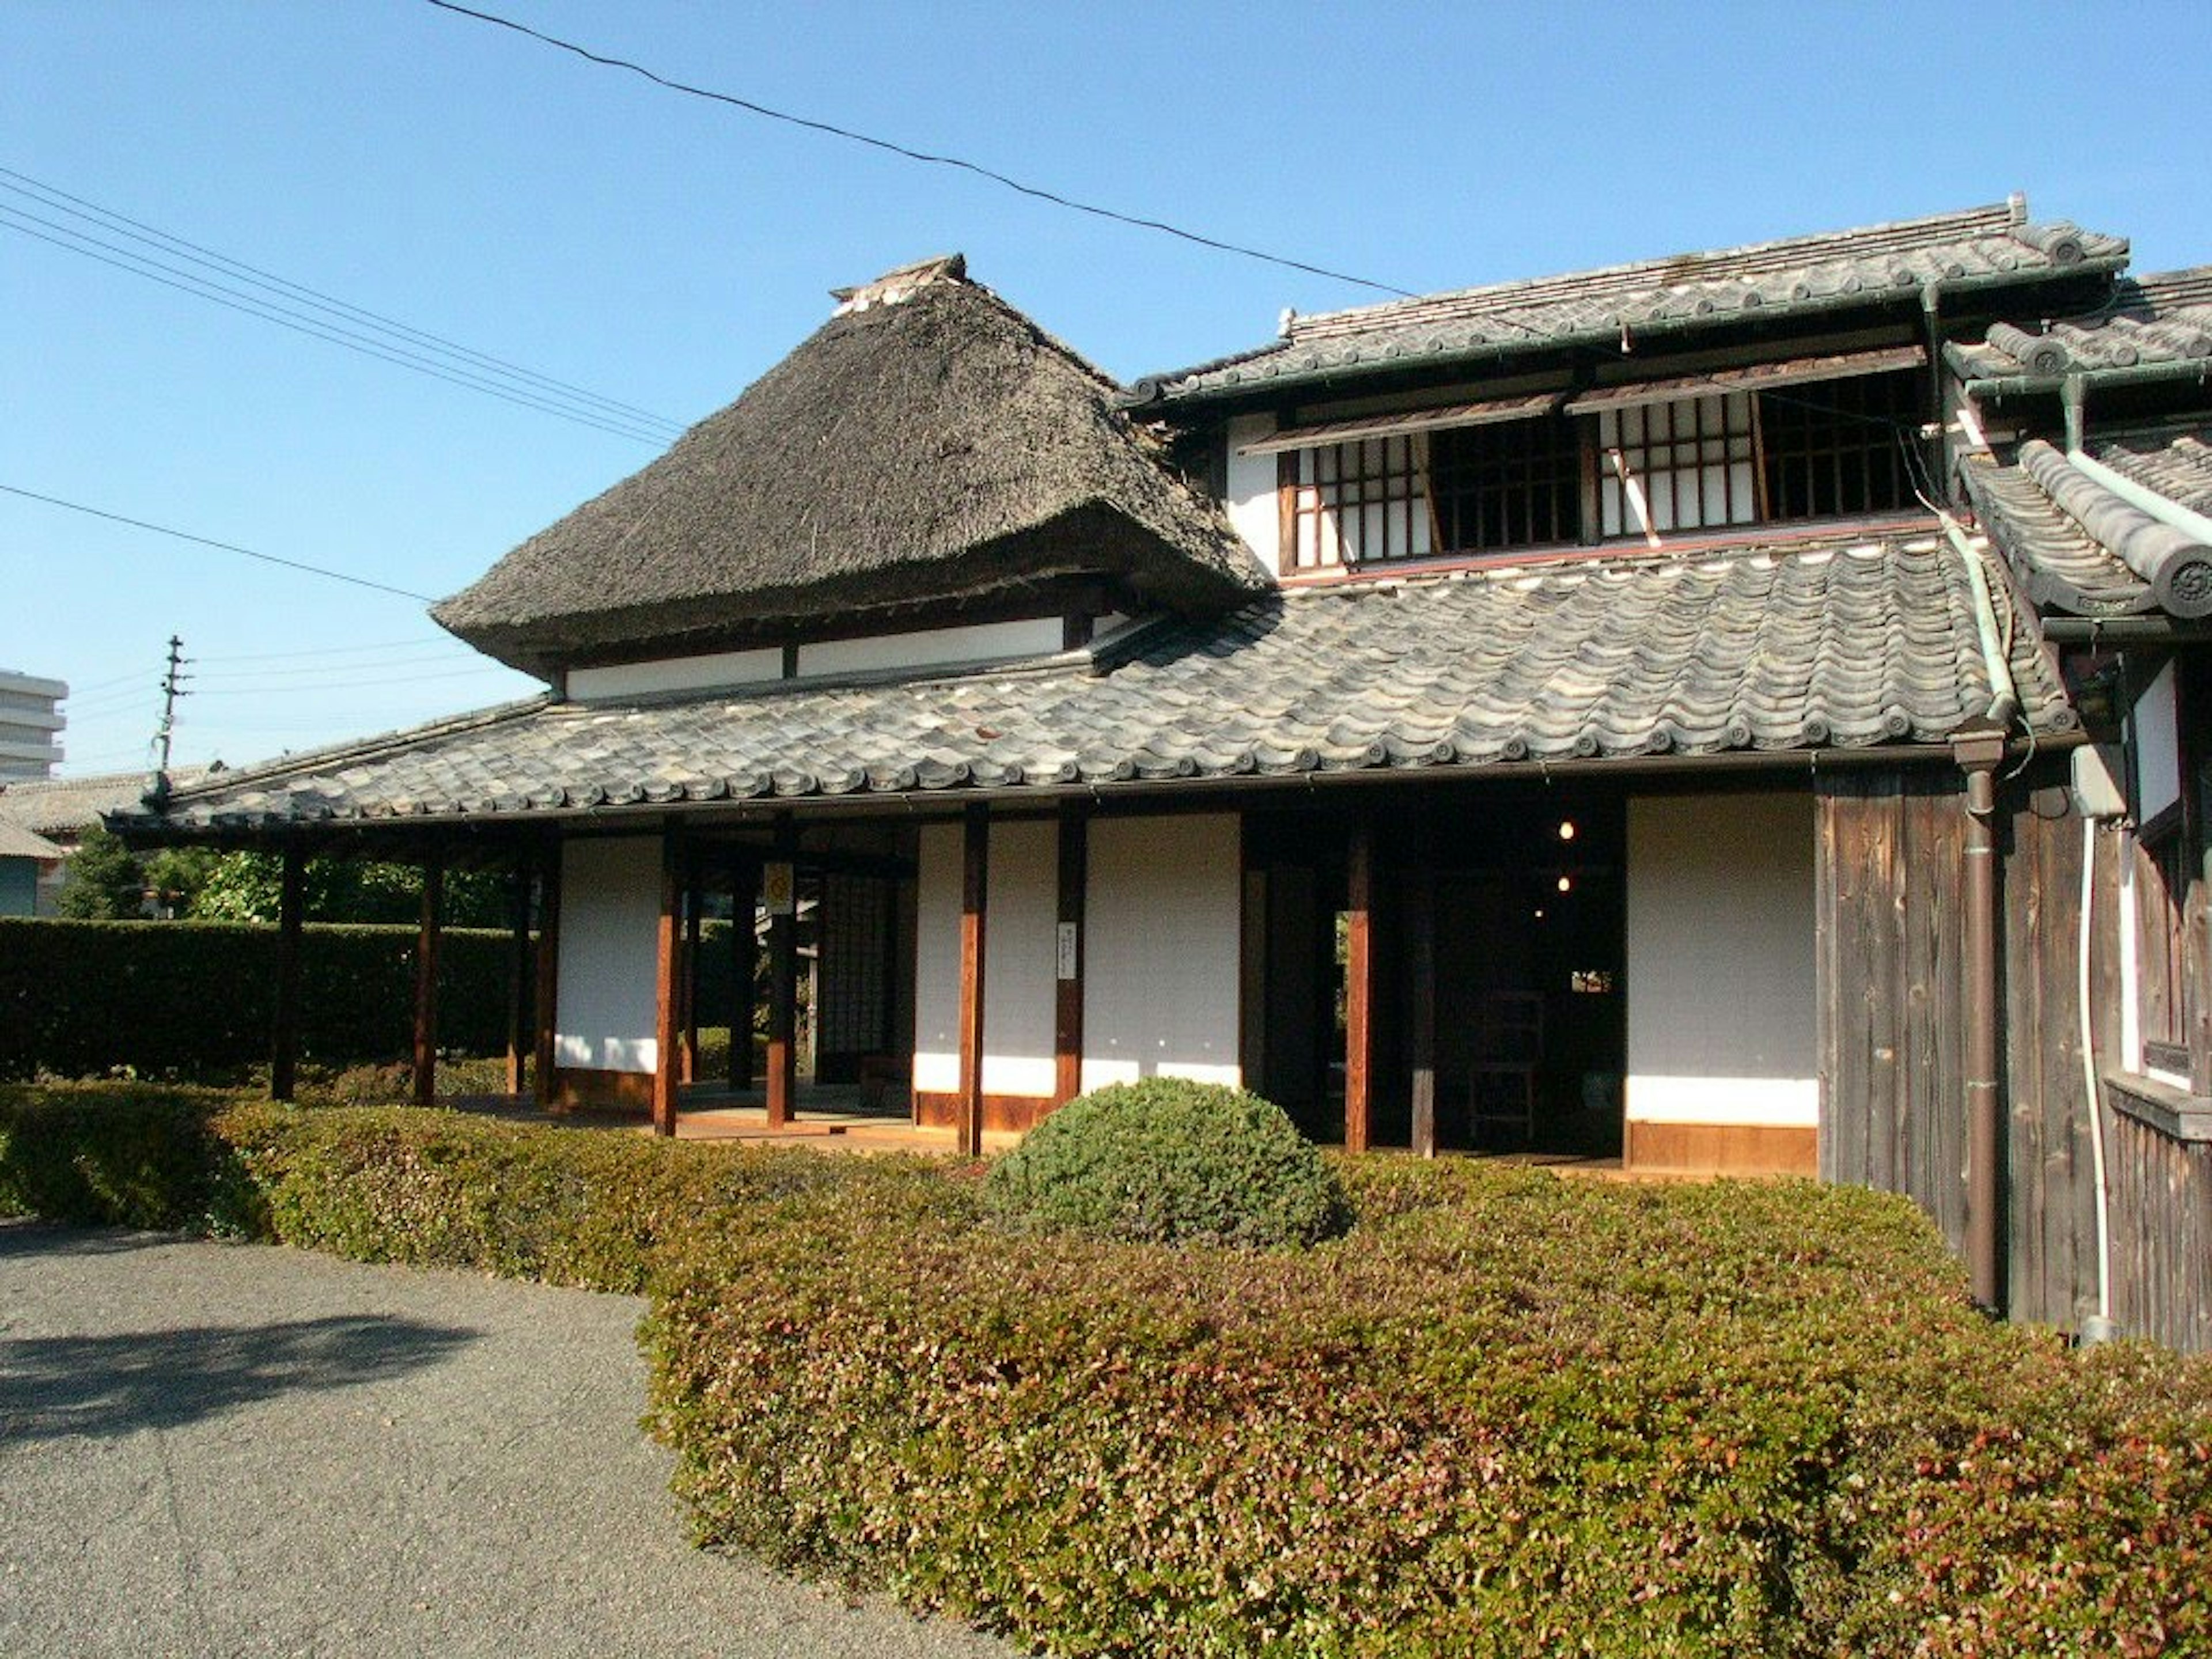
left=1408, top=862, right=1437, bottom=1158
left=681, top=884, right=701, bottom=1085
left=1344, top=816, right=1374, bottom=1153
left=729, top=860, right=759, bottom=1092
left=652, top=832, right=681, bottom=1138
left=765, top=838, right=797, bottom=1130
left=1052, top=804, right=1086, bottom=1107
left=957, top=804, right=990, bottom=1157
left=411, top=850, right=443, bottom=1108
left=505, top=858, right=532, bottom=1099
left=532, top=843, right=562, bottom=1111
left=269, top=842, right=305, bottom=1103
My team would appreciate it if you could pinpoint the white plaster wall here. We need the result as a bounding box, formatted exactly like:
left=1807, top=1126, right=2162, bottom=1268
left=568, top=648, right=781, bottom=700
left=1626, top=794, right=1817, bottom=1128
left=1225, top=412, right=1282, bottom=575
left=799, top=617, right=1064, bottom=680
left=910, top=819, right=1058, bottom=1097
left=2134, top=661, right=2181, bottom=822
left=554, top=836, right=661, bottom=1074
left=1081, top=813, right=1243, bottom=1092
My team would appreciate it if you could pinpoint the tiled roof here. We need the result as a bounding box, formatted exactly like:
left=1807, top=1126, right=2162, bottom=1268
left=125, top=530, right=2071, bottom=837
left=0, top=766, right=213, bottom=837
left=0, top=818, right=63, bottom=861
left=2096, top=428, right=2212, bottom=517
left=1138, top=203, right=2126, bottom=405
left=1946, top=267, right=2212, bottom=382
left=1963, top=434, right=2212, bottom=618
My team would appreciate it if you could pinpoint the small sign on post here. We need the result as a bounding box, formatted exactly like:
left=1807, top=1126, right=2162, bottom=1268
left=763, top=861, right=796, bottom=918
left=1056, top=922, right=1079, bottom=982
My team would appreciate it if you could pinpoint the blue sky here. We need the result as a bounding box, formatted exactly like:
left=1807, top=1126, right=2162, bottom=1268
left=6, top=0, right=2206, bottom=778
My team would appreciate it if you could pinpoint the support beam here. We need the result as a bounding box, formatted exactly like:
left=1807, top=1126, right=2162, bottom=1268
left=1408, top=862, right=1437, bottom=1158
left=653, top=832, right=681, bottom=1138
left=505, top=859, right=532, bottom=1099
left=681, top=884, right=701, bottom=1085
left=1956, top=732, right=2006, bottom=1314
left=765, top=838, right=797, bottom=1130
left=1053, top=804, right=1087, bottom=1107
left=1344, top=816, right=1374, bottom=1153
left=411, top=851, right=444, bottom=1108
left=729, top=860, right=759, bottom=1092
left=269, top=842, right=305, bottom=1103
left=532, top=844, right=562, bottom=1111
left=957, top=804, right=990, bottom=1157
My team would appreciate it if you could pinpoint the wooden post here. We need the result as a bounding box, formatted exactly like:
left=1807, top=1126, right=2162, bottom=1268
left=1053, top=804, right=1086, bottom=1107
left=533, top=843, right=562, bottom=1111
left=411, top=850, right=443, bottom=1108
left=765, top=842, right=797, bottom=1130
left=1344, top=817, right=1374, bottom=1153
left=505, top=858, right=532, bottom=1099
left=957, top=804, right=990, bottom=1157
left=730, top=860, right=759, bottom=1091
left=1408, top=862, right=1437, bottom=1158
left=653, top=832, right=681, bottom=1138
left=269, top=842, right=305, bottom=1103
left=681, top=882, right=701, bottom=1085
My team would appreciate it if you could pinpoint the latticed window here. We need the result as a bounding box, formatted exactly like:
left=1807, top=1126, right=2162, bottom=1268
left=1277, top=368, right=1929, bottom=568
left=1286, top=435, right=1430, bottom=569
left=1760, top=371, right=1921, bottom=520
left=1430, top=420, right=1581, bottom=554
left=1599, top=392, right=1758, bottom=536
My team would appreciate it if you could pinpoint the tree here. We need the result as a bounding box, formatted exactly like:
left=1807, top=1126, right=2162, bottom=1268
left=187, top=850, right=511, bottom=926
left=54, top=823, right=149, bottom=919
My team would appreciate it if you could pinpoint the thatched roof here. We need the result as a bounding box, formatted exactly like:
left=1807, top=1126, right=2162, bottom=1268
left=434, top=256, right=1268, bottom=676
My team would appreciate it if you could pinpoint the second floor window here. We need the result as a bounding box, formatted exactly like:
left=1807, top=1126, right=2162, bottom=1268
left=1278, top=368, right=1925, bottom=570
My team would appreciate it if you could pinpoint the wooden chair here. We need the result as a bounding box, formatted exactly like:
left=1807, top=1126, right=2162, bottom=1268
left=1467, top=991, right=1543, bottom=1149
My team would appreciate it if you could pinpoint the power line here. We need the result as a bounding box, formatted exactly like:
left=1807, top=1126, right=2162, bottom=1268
left=0, top=166, right=687, bottom=438
left=0, top=206, right=675, bottom=446
left=422, top=0, right=1416, bottom=300
left=0, top=483, right=435, bottom=602
left=195, top=635, right=463, bottom=663
left=0, top=211, right=672, bottom=451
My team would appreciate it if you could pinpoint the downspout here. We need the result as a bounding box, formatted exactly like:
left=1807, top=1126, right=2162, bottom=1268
left=2062, top=373, right=2087, bottom=454
left=2078, top=813, right=2119, bottom=1343
left=1945, top=514, right=2018, bottom=1313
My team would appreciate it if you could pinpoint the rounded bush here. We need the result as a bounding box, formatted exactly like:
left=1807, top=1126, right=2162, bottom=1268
left=982, top=1078, right=1348, bottom=1248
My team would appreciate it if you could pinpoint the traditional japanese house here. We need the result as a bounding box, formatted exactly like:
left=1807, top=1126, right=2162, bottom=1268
left=116, top=207, right=2212, bottom=1346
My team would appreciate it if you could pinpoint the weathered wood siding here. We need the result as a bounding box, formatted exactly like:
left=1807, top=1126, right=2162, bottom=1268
left=1817, top=771, right=1971, bottom=1255
left=2108, top=1107, right=2212, bottom=1353
left=1818, top=770, right=2111, bottom=1334
left=1998, top=801, right=2105, bottom=1334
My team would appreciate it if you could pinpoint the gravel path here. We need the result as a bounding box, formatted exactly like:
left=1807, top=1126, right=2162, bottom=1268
left=0, top=1221, right=1018, bottom=1658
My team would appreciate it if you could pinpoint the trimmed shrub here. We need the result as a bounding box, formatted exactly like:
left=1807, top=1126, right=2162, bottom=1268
left=983, top=1078, right=1349, bottom=1248
left=6, top=1081, right=2210, bottom=1657
left=0, top=918, right=523, bottom=1080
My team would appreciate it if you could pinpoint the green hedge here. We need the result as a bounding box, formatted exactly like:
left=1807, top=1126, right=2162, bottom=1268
left=3, top=1082, right=2209, bottom=1657
left=985, top=1078, right=1349, bottom=1248
left=0, top=918, right=524, bottom=1080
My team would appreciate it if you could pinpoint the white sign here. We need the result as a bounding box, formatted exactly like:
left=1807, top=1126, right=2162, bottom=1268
left=1056, top=922, right=1079, bottom=981
left=763, top=861, right=796, bottom=918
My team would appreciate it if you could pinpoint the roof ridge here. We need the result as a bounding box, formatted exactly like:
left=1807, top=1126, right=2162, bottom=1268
left=1289, top=202, right=2022, bottom=339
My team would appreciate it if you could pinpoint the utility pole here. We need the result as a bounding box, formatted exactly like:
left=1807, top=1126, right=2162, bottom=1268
left=154, top=635, right=190, bottom=773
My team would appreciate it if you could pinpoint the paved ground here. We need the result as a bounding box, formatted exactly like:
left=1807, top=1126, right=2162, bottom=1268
left=0, top=1221, right=1017, bottom=1658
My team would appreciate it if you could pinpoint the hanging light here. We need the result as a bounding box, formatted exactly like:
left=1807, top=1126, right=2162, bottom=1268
left=1556, top=874, right=1573, bottom=893
left=1558, top=820, right=1577, bottom=842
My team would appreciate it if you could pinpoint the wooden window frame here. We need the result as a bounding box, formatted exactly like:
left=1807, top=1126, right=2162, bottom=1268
left=1272, top=369, right=1930, bottom=568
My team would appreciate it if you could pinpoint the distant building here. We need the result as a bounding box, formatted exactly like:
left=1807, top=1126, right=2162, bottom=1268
left=0, top=669, right=67, bottom=779
left=0, top=765, right=212, bottom=915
